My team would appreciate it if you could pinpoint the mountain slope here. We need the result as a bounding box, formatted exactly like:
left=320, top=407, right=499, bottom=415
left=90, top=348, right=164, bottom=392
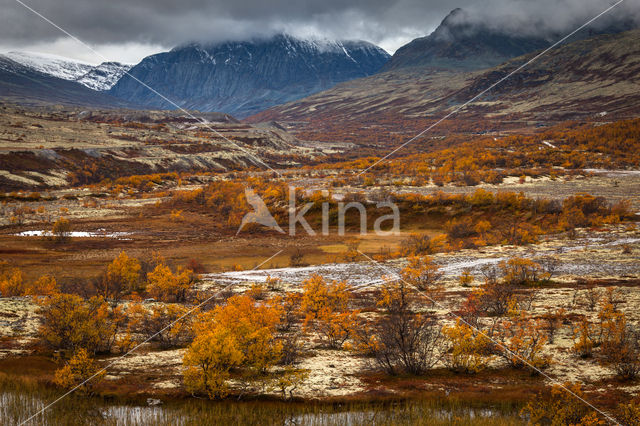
left=382, top=8, right=636, bottom=72
left=382, top=8, right=550, bottom=72
left=109, top=34, right=390, bottom=117
left=5, top=51, right=94, bottom=80
left=0, top=55, right=135, bottom=108
left=249, top=29, right=640, bottom=132
left=5, top=51, right=131, bottom=91
left=76, top=61, right=132, bottom=91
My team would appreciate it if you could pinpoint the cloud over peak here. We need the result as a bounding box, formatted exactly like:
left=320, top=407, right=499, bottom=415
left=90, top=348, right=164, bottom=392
left=2, top=0, right=638, bottom=62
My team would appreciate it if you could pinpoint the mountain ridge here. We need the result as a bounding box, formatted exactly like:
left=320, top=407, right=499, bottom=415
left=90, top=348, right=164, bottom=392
left=4, top=51, right=131, bottom=91
left=248, top=29, right=640, bottom=131
left=0, top=55, right=136, bottom=108
left=382, top=8, right=637, bottom=72
left=381, top=8, right=550, bottom=72
left=109, top=34, right=390, bottom=118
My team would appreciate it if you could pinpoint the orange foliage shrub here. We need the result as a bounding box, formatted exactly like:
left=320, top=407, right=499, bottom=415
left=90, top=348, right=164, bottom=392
left=0, top=268, right=25, bottom=297
left=183, top=295, right=282, bottom=399
left=53, top=348, right=105, bottom=394
left=146, top=264, right=197, bottom=302
left=51, top=217, right=71, bottom=242
left=400, top=256, right=443, bottom=303
left=599, top=303, right=640, bottom=379
left=38, top=294, right=122, bottom=354
left=102, top=251, right=142, bottom=299
left=521, top=383, right=605, bottom=425
left=494, top=310, right=550, bottom=370
left=0, top=269, right=59, bottom=297
left=442, top=319, right=492, bottom=373
left=300, top=275, right=358, bottom=349
left=500, top=258, right=542, bottom=286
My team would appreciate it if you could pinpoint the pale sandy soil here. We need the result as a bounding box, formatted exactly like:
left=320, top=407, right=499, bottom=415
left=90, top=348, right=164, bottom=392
left=290, top=349, right=367, bottom=398
left=106, top=348, right=185, bottom=390
left=0, top=298, right=40, bottom=358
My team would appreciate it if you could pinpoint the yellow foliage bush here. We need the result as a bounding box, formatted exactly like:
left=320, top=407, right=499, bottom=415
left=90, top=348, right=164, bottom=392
left=400, top=256, right=443, bottom=300
left=183, top=295, right=283, bottom=399
left=572, top=319, right=597, bottom=358
left=51, top=217, right=71, bottom=242
left=0, top=268, right=26, bottom=297
left=146, top=264, right=196, bottom=302
left=442, top=319, right=492, bottom=373
left=521, top=383, right=606, bottom=425
left=38, top=294, right=121, bottom=354
left=500, top=257, right=541, bottom=286
left=300, top=275, right=357, bottom=349
left=103, top=251, right=142, bottom=298
left=53, top=348, right=105, bottom=394
left=496, top=313, right=550, bottom=370
left=0, top=270, right=59, bottom=297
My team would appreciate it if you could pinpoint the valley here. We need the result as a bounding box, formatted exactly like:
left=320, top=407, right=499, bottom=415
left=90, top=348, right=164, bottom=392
left=1, top=4, right=640, bottom=425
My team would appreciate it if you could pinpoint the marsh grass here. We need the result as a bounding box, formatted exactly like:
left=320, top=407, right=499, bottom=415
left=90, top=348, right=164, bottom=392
left=0, top=375, right=523, bottom=425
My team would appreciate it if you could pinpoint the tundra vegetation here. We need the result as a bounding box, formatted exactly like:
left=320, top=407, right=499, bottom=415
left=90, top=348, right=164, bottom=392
left=0, top=108, right=639, bottom=424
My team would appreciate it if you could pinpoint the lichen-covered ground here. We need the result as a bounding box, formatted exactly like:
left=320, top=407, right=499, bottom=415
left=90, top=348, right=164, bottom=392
left=2, top=223, right=638, bottom=400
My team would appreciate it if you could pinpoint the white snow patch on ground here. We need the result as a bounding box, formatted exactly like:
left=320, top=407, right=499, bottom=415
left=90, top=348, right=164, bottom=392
left=201, top=229, right=640, bottom=290
left=15, top=229, right=132, bottom=239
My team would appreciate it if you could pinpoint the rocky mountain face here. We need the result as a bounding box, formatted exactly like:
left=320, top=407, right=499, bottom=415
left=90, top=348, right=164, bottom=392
left=75, top=61, right=132, bottom=91
left=4, top=51, right=132, bottom=91
left=0, top=55, right=134, bottom=108
left=250, top=29, right=640, bottom=128
left=109, top=34, right=390, bottom=118
left=382, top=8, right=636, bottom=72
left=382, top=8, right=550, bottom=72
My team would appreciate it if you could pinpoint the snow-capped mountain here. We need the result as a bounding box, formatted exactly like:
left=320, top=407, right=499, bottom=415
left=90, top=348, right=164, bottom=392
left=76, top=61, right=132, bottom=91
left=109, top=34, right=390, bottom=117
left=4, top=51, right=95, bottom=80
left=4, top=51, right=131, bottom=91
left=0, top=55, right=135, bottom=108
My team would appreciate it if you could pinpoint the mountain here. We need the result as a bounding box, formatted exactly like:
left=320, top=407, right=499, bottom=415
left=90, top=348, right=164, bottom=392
left=109, top=34, right=390, bottom=118
left=249, top=29, right=640, bottom=131
left=382, top=8, right=551, bottom=72
left=76, top=61, right=132, bottom=91
left=4, top=51, right=94, bottom=80
left=5, top=51, right=131, bottom=91
left=382, top=8, right=637, bottom=72
left=0, top=55, right=135, bottom=108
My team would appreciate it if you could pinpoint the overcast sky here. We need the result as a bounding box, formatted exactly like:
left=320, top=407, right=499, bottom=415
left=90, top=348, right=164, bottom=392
left=0, top=0, right=637, bottom=64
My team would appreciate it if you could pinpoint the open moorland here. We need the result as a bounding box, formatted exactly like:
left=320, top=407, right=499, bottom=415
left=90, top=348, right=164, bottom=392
left=0, top=102, right=639, bottom=425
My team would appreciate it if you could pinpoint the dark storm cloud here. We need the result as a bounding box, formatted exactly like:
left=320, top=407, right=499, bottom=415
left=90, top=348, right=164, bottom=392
left=2, top=0, right=639, bottom=52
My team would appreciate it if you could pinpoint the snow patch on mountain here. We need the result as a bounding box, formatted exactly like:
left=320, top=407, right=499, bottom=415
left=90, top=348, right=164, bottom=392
left=110, top=34, right=390, bottom=117
left=4, top=51, right=131, bottom=91
left=76, top=62, right=133, bottom=91
left=5, top=51, right=94, bottom=80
